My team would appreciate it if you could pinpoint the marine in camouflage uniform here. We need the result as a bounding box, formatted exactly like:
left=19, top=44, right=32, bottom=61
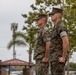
left=49, top=8, right=69, bottom=75
left=34, top=14, right=51, bottom=75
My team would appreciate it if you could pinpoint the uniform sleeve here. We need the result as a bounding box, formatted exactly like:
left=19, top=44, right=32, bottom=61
left=58, top=25, right=68, bottom=38
left=42, top=30, right=51, bottom=43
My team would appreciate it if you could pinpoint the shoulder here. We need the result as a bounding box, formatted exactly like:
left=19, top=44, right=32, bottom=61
left=58, top=22, right=66, bottom=28
left=61, top=23, right=66, bottom=27
left=42, top=27, right=50, bottom=35
left=58, top=22, right=68, bottom=37
left=58, top=22, right=67, bottom=33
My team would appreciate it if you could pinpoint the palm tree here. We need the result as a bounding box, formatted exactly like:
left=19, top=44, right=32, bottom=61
left=7, top=26, right=37, bottom=64
left=7, top=32, right=27, bottom=49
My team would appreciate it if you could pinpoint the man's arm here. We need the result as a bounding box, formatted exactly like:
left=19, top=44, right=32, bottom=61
left=42, top=28, right=51, bottom=62
left=45, top=41, right=51, bottom=58
left=62, top=36, right=69, bottom=58
left=42, top=41, right=51, bottom=62
left=59, top=36, right=69, bottom=62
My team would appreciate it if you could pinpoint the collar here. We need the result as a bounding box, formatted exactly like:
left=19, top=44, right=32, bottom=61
left=38, top=26, right=48, bottom=32
left=54, top=20, right=62, bottom=28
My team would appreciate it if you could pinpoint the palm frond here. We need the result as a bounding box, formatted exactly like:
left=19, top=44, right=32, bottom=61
left=7, top=39, right=26, bottom=50
left=13, top=32, right=27, bottom=41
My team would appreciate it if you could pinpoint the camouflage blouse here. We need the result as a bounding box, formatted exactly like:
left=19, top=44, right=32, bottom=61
left=50, top=21, right=68, bottom=62
left=34, top=26, right=51, bottom=60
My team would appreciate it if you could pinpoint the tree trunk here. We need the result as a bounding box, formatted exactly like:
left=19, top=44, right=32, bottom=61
left=28, top=43, right=32, bottom=75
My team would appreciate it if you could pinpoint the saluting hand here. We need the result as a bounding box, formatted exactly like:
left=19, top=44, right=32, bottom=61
left=42, top=57, right=49, bottom=63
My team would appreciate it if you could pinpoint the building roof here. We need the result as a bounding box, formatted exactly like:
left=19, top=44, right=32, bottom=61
left=0, top=58, right=35, bottom=66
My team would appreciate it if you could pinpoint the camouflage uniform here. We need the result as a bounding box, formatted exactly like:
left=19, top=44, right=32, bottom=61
left=50, top=21, right=68, bottom=75
left=34, top=26, right=51, bottom=75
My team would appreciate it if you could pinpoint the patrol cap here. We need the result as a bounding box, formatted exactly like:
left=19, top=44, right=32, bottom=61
left=34, top=14, right=47, bottom=20
left=49, top=8, right=63, bottom=16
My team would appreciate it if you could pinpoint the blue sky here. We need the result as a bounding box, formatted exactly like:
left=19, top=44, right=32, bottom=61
left=0, top=0, right=76, bottom=63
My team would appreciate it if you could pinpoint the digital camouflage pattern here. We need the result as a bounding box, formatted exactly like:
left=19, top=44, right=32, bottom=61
left=34, top=26, right=51, bottom=60
left=36, top=59, right=49, bottom=75
left=50, top=21, right=68, bottom=62
left=51, top=61, right=65, bottom=75
left=50, top=21, right=68, bottom=75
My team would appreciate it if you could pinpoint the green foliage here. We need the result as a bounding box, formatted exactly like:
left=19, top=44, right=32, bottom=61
left=35, top=0, right=62, bottom=6
left=66, top=62, right=76, bottom=71
left=30, top=4, right=37, bottom=10
left=15, top=66, right=24, bottom=70
left=69, top=62, right=76, bottom=71
left=24, top=26, right=37, bottom=48
left=22, top=14, right=27, bottom=18
left=63, top=0, right=76, bottom=54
